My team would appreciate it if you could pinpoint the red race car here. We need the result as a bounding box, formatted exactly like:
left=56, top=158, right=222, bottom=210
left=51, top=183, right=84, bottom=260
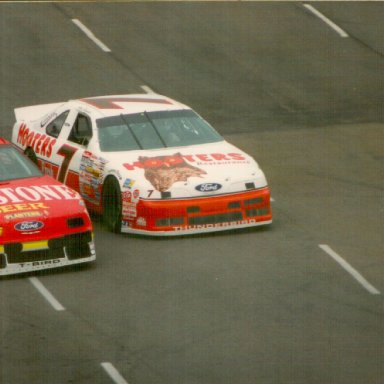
left=0, top=138, right=95, bottom=276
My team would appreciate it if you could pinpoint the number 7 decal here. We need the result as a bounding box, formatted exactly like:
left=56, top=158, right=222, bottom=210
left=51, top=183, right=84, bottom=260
left=57, top=144, right=78, bottom=182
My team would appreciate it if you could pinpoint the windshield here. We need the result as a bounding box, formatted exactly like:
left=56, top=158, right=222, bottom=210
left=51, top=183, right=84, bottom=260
left=0, top=145, right=42, bottom=182
left=97, top=109, right=223, bottom=152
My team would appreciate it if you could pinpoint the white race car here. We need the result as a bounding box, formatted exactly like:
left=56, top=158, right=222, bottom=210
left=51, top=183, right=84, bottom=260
left=12, top=94, right=272, bottom=235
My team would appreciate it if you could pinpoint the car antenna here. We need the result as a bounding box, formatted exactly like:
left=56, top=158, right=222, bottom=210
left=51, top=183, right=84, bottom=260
left=120, top=114, right=143, bottom=149
left=143, top=111, right=167, bottom=147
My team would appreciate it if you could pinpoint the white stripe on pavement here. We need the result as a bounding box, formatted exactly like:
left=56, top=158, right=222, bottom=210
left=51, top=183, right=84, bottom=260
left=141, top=85, right=156, bottom=94
left=303, top=4, right=349, bottom=38
left=101, top=362, right=129, bottom=384
left=29, top=277, right=66, bottom=311
left=72, top=19, right=111, bottom=52
left=319, top=244, right=380, bottom=295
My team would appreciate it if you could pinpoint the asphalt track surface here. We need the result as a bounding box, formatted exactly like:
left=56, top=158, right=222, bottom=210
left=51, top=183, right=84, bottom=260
left=0, top=2, right=383, bottom=384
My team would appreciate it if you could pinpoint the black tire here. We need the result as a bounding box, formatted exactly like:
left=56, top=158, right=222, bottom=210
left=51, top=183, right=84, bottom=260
left=102, top=177, right=122, bottom=233
left=24, top=147, right=38, bottom=165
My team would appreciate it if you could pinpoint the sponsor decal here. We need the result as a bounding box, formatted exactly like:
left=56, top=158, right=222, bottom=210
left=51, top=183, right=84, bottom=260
left=195, top=183, right=222, bottom=192
left=133, top=189, right=140, bottom=200
left=16, top=123, right=56, bottom=157
left=40, top=112, right=57, bottom=127
left=79, top=152, right=106, bottom=203
left=32, top=259, right=61, bottom=266
left=15, top=221, right=44, bottom=232
left=123, top=152, right=247, bottom=171
left=125, top=153, right=206, bottom=192
left=18, top=259, right=62, bottom=268
left=123, top=178, right=135, bottom=189
left=5, top=211, right=43, bottom=220
left=122, top=202, right=137, bottom=218
left=0, top=203, right=49, bottom=214
left=173, top=219, right=257, bottom=231
left=136, top=217, right=147, bottom=227
left=0, top=185, right=78, bottom=205
left=122, top=191, right=132, bottom=202
left=40, top=162, right=55, bottom=177
left=84, top=166, right=102, bottom=178
left=82, top=184, right=97, bottom=199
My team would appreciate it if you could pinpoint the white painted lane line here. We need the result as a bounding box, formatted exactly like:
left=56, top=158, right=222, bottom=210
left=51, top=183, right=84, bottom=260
left=72, top=19, right=111, bottom=53
left=303, top=4, right=349, bottom=38
left=141, top=85, right=156, bottom=94
left=319, top=244, right=380, bottom=295
left=101, top=362, right=129, bottom=384
left=29, top=277, right=66, bottom=311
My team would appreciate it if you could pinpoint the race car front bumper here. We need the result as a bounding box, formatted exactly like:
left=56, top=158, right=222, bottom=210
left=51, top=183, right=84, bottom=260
left=0, top=231, right=96, bottom=276
left=122, top=187, right=272, bottom=235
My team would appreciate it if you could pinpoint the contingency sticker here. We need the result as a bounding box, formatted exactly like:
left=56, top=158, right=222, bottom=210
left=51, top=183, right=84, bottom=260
left=79, top=151, right=107, bottom=203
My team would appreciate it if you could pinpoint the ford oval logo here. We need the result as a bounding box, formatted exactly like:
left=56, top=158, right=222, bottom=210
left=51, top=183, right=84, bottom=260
left=195, top=183, right=222, bottom=192
left=15, top=221, right=44, bottom=232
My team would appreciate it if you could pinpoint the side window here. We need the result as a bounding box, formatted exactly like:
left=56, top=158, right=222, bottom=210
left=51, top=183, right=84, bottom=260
left=68, top=113, right=93, bottom=146
left=46, top=110, right=69, bottom=138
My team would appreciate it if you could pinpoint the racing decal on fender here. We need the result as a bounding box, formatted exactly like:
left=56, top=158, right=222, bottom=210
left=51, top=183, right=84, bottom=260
left=195, top=183, right=222, bottom=192
left=15, top=221, right=44, bottom=232
left=16, top=123, right=56, bottom=157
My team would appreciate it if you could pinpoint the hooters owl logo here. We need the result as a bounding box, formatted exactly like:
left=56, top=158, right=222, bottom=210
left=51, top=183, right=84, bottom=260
left=138, top=153, right=206, bottom=192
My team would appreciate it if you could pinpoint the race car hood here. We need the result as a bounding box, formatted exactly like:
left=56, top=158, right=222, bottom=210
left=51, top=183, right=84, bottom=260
left=0, top=175, right=89, bottom=243
left=100, top=141, right=268, bottom=198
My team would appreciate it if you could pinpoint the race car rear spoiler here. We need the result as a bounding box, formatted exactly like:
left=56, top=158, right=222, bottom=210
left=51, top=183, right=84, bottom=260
left=14, top=102, right=64, bottom=122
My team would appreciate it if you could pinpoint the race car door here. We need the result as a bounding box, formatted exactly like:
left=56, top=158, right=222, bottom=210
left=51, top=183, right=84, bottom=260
left=43, top=109, right=94, bottom=195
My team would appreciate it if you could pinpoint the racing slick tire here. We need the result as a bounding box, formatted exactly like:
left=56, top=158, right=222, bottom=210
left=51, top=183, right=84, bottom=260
left=24, top=147, right=38, bottom=165
left=102, top=176, right=122, bottom=233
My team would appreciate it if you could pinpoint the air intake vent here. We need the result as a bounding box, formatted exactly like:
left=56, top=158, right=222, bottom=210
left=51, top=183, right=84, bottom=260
left=161, top=191, right=171, bottom=199
left=189, top=212, right=243, bottom=225
left=228, top=201, right=241, bottom=209
left=187, top=206, right=200, bottom=214
left=244, top=197, right=263, bottom=206
left=156, top=217, right=184, bottom=227
left=67, top=217, right=85, bottom=228
left=0, top=254, right=6, bottom=269
left=4, top=243, right=23, bottom=257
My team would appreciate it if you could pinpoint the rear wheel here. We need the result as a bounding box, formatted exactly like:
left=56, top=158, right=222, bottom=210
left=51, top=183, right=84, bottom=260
left=102, top=177, right=122, bottom=233
left=24, top=147, right=38, bottom=165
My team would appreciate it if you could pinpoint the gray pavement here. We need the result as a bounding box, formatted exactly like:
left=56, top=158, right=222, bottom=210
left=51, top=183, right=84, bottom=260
left=0, top=3, right=383, bottom=384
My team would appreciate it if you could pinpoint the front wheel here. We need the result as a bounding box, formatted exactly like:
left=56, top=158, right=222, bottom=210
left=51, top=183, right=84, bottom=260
left=102, top=177, right=122, bottom=233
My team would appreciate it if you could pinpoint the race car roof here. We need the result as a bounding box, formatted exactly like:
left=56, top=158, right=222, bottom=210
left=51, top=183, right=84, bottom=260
left=77, top=94, right=190, bottom=117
